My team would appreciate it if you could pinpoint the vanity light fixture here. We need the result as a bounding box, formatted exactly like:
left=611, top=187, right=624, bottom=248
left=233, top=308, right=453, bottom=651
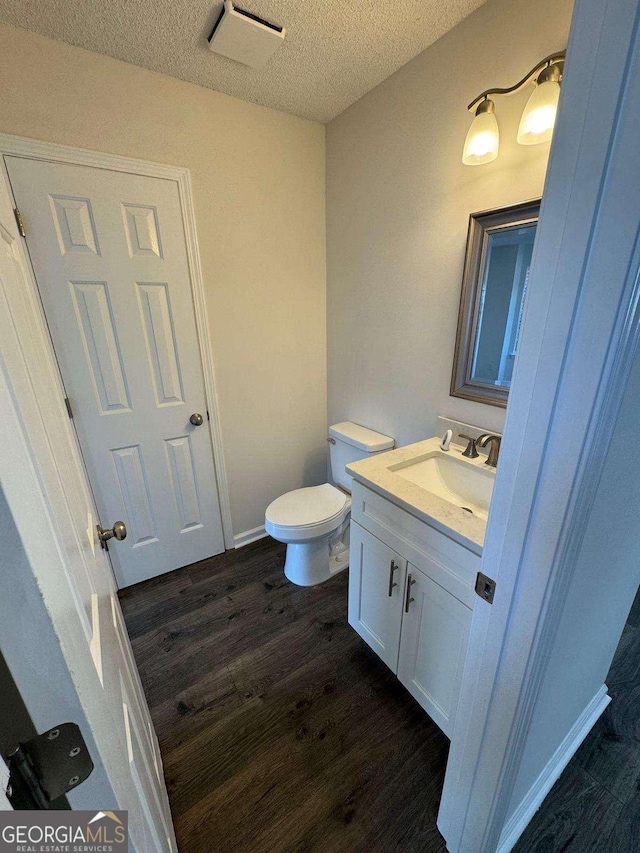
left=517, top=63, right=562, bottom=144
left=462, top=98, right=500, bottom=166
left=463, top=51, right=566, bottom=165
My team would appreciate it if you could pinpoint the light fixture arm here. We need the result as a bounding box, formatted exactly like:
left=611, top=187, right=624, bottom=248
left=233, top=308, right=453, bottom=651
left=467, top=51, right=566, bottom=112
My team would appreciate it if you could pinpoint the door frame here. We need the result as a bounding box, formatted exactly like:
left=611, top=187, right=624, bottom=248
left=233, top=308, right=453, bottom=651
left=438, top=0, right=640, bottom=849
left=0, top=132, right=234, bottom=551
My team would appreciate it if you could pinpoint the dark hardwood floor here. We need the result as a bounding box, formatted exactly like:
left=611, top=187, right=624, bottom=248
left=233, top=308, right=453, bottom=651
left=119, top=537, right=450, bottom=853
left=120, top=536, right=640, bottom=852
left=514, top=585, right=640, bottom=853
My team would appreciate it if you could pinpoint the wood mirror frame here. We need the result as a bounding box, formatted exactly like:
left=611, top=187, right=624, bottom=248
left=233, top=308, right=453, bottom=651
left=450, top=198, right=541, bottom=408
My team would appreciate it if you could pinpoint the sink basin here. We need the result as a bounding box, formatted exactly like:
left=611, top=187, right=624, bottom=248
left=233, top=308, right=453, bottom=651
left=388, top=450, right=495, bottom=521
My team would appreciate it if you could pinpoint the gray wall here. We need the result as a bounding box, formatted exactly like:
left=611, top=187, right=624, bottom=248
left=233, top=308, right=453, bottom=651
left=0, top=23, right=326, bottom=540
left=326, top=0, right=574, bottom=445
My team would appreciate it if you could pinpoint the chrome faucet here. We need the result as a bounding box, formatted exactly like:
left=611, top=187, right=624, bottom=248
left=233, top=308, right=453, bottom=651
left=478, top=433, right=502, bottom=468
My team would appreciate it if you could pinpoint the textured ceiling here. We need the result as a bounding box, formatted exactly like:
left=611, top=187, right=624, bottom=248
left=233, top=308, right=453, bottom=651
left=0, top=0, right=488, bottom=123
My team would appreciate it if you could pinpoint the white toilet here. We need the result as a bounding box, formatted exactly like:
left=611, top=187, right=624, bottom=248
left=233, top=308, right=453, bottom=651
left=265, top=422, right=394, bottom=586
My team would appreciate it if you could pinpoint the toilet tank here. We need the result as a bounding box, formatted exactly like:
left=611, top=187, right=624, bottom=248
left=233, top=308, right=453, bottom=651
left=329, top=422, right=395, bottom=492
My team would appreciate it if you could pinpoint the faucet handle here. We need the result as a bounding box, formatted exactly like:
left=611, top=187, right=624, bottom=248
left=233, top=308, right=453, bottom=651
left=458, top=434, right=479, bottom=459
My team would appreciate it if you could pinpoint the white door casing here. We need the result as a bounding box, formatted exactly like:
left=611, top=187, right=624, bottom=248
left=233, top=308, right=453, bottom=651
left=6, top=155, right=226, bottom=587
left=0, top=167, right=176, bottom=848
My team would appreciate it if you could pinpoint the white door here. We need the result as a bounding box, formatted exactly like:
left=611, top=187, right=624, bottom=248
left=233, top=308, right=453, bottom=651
left=397, top=565, right=471, bottom=738
left=0, top=169, right=176, bottom=849
left=5, top=156, right=225, bottom=588
left=348, top=521, right=405, bottom=671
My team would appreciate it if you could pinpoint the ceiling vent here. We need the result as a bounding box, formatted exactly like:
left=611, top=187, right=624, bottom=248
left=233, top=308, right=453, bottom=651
left=208, top=1, right=286, bottom=69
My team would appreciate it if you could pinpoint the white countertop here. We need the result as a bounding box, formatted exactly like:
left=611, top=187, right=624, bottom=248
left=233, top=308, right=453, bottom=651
left=347, top=437, right=492, bottom=555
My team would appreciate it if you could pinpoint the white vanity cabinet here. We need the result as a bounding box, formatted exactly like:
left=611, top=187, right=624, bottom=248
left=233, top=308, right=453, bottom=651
left=348, top=482, right=480, bottom=738
left=347, top=523, right=406, bottom=671
left=396, top=565, right=472, bottom=736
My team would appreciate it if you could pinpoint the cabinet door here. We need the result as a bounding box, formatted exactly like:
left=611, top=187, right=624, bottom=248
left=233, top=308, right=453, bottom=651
left=397, top=564, right=472, bottom=737
left=348, top=521, right=406, bottom=672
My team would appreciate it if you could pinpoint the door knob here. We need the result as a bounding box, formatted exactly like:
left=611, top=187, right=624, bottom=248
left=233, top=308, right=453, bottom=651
left=190, top=412, right=204, bottom=426
left=96, top=521, right=127, bottom=550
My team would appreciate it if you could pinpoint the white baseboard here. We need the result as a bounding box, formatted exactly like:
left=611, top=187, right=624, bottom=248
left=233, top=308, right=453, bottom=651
left=497, top=684, right=610, bottom=853
left=234, top=525, right=268, bottom=549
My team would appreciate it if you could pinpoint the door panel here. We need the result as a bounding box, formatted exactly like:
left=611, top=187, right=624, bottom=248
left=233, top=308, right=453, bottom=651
left=0, top=171, right=176, bottom=849
left=50, top=194, right=100, bottom=255
left=398, top=564, right=472, bottom=738
left=6, top=156, right=224, bottom=588
left=119, top=674, right=172, bottom=850
left=112, top=445, right=158, bottom=546
left=348, top=521, right=405, bottom=671
left=137, top=282, right=184, bottom=406
left=0, top=207, right=102, bottom=685
left=109, top=593, right=164, bottom=792
left=165, top=434, right=203, bottom=531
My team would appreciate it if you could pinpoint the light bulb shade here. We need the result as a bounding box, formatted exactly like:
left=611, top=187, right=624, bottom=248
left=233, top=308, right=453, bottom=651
left=462, top=104, right=499, bottom=166
left=517, top=79, right=560, bottom=145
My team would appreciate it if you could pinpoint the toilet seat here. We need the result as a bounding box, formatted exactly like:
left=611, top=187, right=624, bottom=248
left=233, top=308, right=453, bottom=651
left=265, top=483, right=351, bottom=543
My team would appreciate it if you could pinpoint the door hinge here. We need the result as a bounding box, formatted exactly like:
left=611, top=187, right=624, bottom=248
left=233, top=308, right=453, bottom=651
left=64, top=396, right=73, bottom=419
left=13, top=207, right=26, bottom=238
left=475, top=571, right=496, bottom=604
left=4, top=722, right=93, bottom=809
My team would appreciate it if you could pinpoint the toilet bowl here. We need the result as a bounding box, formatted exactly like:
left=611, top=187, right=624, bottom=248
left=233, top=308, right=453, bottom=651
left=265, top=422, right=394, bottom=586
left=265, top=483, right=351, bottom=586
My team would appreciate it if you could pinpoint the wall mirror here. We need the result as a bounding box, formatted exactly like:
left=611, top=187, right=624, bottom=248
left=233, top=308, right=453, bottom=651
left=450, top=199, right=540, bottom=408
